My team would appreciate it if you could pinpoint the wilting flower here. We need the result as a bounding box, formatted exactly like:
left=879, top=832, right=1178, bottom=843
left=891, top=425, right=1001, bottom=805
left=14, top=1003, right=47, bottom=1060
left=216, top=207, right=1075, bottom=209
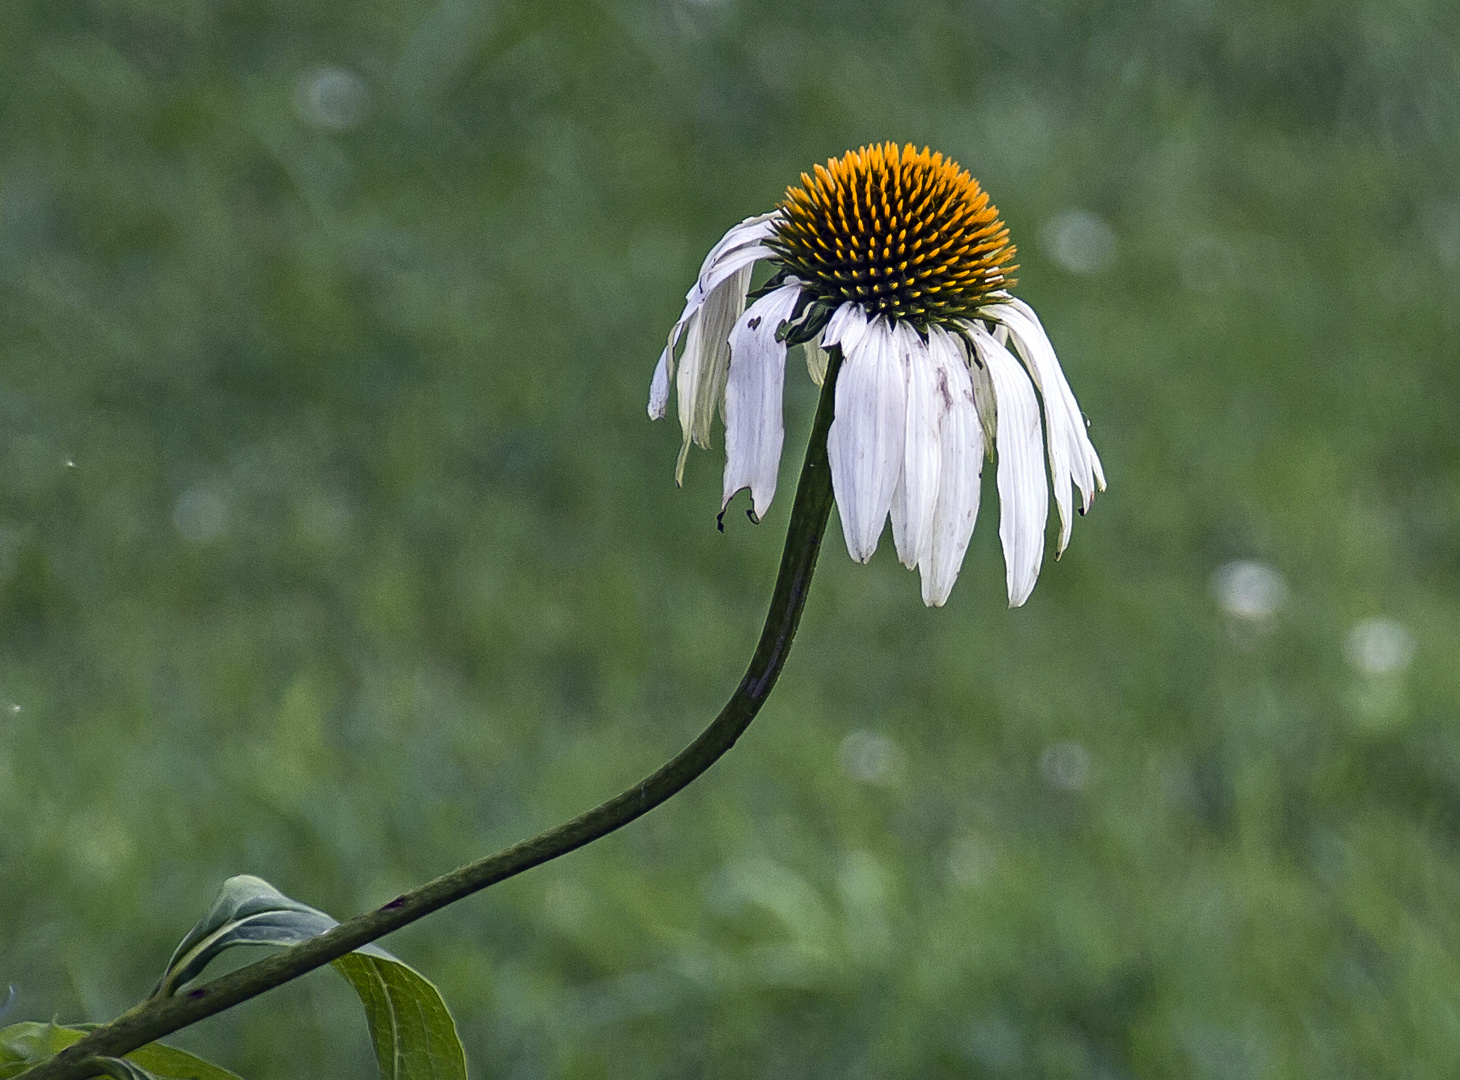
left=649, top=143, right=1104, bottom=607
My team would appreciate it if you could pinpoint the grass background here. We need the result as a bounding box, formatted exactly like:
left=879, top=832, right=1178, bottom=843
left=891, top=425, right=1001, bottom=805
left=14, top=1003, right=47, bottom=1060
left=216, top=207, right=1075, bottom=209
left=3, top=0, right=1460, bottom=1076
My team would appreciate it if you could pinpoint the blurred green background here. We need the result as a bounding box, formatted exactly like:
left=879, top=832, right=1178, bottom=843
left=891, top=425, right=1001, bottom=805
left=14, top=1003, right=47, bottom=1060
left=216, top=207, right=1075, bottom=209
left=2, top=0, right=1459, bottom=1076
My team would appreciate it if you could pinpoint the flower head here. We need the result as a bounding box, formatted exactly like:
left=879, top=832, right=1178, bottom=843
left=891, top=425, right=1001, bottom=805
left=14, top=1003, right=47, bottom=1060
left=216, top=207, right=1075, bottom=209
left=768, top=143, right=1016, bottom=328
left=649, top=143, right=1105, bottom=607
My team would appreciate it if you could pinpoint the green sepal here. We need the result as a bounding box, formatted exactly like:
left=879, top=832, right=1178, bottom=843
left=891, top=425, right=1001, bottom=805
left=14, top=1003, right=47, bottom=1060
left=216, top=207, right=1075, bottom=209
left=745, top=267, right=791, bottom=301
left=779, top=298, right=836, bottom=347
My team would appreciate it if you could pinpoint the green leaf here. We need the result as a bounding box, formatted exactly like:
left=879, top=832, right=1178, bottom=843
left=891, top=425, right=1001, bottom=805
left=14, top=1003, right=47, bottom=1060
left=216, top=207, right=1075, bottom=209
left=156, top=875, right=392, bottom=997
left=0, top=1022, right=68, bottom=1078
left=87, top=1057, right=155, bottom=1080
left=332, top=955, right=467, bottom=1080
left=122, top=1042, right=247, bottom=1080
left=157, top=875, right=467, bottom=1080
left=0, top=1022, right=243, bottom=1080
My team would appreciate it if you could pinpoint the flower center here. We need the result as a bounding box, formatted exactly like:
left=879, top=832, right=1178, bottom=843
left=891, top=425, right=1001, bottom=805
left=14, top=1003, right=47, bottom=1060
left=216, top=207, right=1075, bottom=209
left=767, top=143, right=1018, bottom=329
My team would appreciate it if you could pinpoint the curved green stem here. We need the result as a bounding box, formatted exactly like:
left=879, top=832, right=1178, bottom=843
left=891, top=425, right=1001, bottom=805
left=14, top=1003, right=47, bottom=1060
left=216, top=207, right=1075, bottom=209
left=18, top=351, right=843, bottom=1080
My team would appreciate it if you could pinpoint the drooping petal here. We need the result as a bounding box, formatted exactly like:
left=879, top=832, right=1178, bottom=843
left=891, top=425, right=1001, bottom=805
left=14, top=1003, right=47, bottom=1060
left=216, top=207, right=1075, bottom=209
left=660, top=219, right=770, bottom=352
left=649, top=350, right=672, bottom=420
left=723, top=283, right=802, bottom=520
left=694, top=213, right=778, bottom=293
left=982, top=298, right=1106, bottom=550
left=690, top=265, right=753, bottom=445
left=693, top=241, right=774, bottom=310
left=970, top=324, right=1048, bottom=607
left=919, top=326, right=984, bottom=607
left=959, top=330, right=998, bottom=461
left=889, top=321, right=941, bottom=569
left=671, top=314, right=706, bottom=482
left=1001, top=295, right=1106, bottom=494
left=650, top=212, right=777, bottom=428
left=674, top=263, right=753, bottom=483
left=988, top=307, right=1074, bottom=555
left=827, top=315, right=906, bottom=563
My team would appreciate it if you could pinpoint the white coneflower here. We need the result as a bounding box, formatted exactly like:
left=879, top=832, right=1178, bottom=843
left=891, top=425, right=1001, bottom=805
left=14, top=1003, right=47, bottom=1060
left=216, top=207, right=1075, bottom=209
left=649, top=142, right=1105, bottom=607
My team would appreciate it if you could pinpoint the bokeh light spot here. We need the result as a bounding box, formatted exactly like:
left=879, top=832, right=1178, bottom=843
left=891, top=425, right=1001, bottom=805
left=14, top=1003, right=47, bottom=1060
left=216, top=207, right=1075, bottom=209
left=837, top=731, right=904, bottom=787
left=1041, top=209, right=1116, bottom=276
left=1039, top=740, right=1091, bottom=792
left=173, top=486, right=229, bottom=544
left=1344, top=617, right=1416, bottom=677
left=1211, top=560, right=1288, bottom=622
left=294, top=66, right=372, bottom=132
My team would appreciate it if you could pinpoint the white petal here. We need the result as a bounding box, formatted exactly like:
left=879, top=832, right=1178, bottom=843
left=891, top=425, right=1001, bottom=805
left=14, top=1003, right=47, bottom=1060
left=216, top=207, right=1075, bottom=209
left=692, top=242, right=773, bottom=307
left=987, top=299, right=1083, bottom=451
left=696, top=213, right=778, bottom=285
left=674, top=264, right=752, bottom=483
left=971, top=324, right=1048, bottom=607
left=662, top=217, right=774, bottom=367
left=693, top=266, right=753, bottom=441
left=822, top=301, right=869, bottom=357
left=994, top=308, right=1074, bottom=555
left=649, top=349, right=671, bottom=420
left=723, top=283, right=802, bottom=520
left=889, top=321, right=941, bottom=569
left=827, top=316, right=906, bottom=563
left=998, top=293, right=1105, bottom=495
left=954, top=327, right=998, bottom=460
left=675, top=216, right=778, bottom=331
left=919, top=326, right=984, bottom=607
left=984, top=299, right=1106, bottom=542
left=671, top=308, right=705, bottom=482
left=651, top=213, right=776, bottom=433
